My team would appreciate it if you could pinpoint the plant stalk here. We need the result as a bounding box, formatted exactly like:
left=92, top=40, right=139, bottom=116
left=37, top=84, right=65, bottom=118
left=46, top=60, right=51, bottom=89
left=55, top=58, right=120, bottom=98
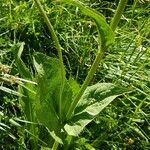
left=110, top=0, right=128, bottom=31
left=34, top=0, right=65, bottom=120
left=67, top=0, right=128, bottom=120
left=66, top=48, right=105, bottom=119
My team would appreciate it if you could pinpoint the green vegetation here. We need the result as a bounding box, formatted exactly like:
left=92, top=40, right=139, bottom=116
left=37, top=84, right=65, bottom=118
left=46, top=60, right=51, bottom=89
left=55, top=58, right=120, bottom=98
left=0, top=0, right=150, bottom=149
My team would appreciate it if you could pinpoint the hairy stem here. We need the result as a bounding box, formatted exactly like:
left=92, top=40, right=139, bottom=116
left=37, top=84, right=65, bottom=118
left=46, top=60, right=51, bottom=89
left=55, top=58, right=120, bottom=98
left=110, top=0, right=128, bottom=31
left=34, top=0, right=65, bottom=119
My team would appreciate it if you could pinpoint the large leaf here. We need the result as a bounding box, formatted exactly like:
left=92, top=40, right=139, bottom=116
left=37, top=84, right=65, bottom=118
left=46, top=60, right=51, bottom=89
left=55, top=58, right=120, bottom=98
left=33, top=52, right=73, bottom=142
left=33, top=52, right=61, bottom=139
left=64, top=83, right=128, bottom=136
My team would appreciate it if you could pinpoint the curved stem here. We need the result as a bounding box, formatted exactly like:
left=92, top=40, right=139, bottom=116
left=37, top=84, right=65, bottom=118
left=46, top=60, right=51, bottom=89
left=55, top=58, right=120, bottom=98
left=34, top=0, right=65, bottom=119
left=67, top=0, right=128, bottom=120
left=66, top=48, right=106, bottom=119
left=110, top=0, right=128, bottom=31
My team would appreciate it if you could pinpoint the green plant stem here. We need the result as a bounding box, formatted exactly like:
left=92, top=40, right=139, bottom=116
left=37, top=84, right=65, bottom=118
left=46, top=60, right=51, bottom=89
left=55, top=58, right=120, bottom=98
left=52, top=141, right=59, bottom=150
left=110, top=0, right=127, bottom=31
left=66, top=0, right=128, bottom=120
left=34, top=0, right=65, bottom=120
left=66, top=48, right=106, bottom=119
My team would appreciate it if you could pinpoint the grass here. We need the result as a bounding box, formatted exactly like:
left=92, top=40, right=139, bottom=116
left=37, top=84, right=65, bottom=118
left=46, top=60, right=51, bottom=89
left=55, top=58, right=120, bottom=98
left=0, top=0, right=150, bottom=149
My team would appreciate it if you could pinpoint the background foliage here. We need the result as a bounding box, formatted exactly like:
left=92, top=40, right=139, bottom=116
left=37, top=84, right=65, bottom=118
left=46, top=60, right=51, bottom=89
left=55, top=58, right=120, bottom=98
left=0, top=0, right=150, bottom=149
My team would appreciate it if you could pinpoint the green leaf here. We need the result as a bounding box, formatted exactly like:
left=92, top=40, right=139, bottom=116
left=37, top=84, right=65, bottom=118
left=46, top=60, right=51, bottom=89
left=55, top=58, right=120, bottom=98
left=15, top=42, right=31, bottom=79
left=33, top=53, right=61, bottom=131
left=33, top=52, right=73, bottom=142
left=61, top=0, right=114, bottom=48
left=68, top=77, right=80, bottom=97
left=18, top=82, right=36, bottom=122
left=14, top=42, right=37, bottom=123
left=64, top=83, right=128, bottom=136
